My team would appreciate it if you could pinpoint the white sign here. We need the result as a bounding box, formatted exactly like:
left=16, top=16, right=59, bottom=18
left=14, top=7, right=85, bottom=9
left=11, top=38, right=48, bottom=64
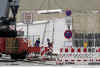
left=64, top=41, right=72, bottom=47
left=65, top=16, right=72, bottom=24
left=23, top=11, right=33, bottom=24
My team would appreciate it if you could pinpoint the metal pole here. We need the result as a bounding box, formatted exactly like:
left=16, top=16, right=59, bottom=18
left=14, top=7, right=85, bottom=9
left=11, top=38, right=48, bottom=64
left=52, top=23, right=54, bottom=44
left=13, top=1, right=16, bottom=31
left=27, top=23, right=29, bottom=46
left=41, top=23, right=47, bottom=44
left=27, top=23, right=29, bottom=38
left=33, top=35, right=34, bottom=47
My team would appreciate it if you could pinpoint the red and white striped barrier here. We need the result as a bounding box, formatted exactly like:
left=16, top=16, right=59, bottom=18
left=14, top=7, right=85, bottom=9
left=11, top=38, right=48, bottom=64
left=27, top=46, right=49, bottom=60
left=41, top=46, right=46, bottom=56
left=60, top=47, right=91, bottom=53
left=27, top=46, right=100, bottom=64
left=58, top=47, right=100, bottom=64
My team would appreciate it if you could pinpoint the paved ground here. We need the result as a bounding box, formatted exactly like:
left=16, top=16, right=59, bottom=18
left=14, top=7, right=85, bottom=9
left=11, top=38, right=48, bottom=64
left=0, top=56, right=57, bottom=66
left=0, top=55, right=100, bottom=66
left=0, top=60, right=57, bottom=66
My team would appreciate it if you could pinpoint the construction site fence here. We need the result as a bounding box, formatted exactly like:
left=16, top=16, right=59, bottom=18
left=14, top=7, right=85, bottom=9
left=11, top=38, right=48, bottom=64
left=27, top=46, right=100, bottom=64
left=27, top=46, right=100, bottom=57
left=26, top=46, right=100, bottom=64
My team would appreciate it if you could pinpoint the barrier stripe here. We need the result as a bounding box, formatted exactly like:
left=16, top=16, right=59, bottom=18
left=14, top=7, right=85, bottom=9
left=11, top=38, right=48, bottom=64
left=83, top=59, right=88, bottom=61
left=60, top=48, right=100, bottom=53
left=65, top=48, right=68, bottom=52
left=77, top=59, right=82, bottom=62
left=96, top=48, right=100, bottom=52
left=41, top=46, right=46, bottom=56
left=83, top=48, right=87, bottom=52
left=71, top=48, right=74, bottom=52
left=96, top=59, right=100, bottom=61
left=59, top=47, right=100, bottom=64
left=77, top=48, right=81, bottom=52
left=60, top=48, right=63, bottom=53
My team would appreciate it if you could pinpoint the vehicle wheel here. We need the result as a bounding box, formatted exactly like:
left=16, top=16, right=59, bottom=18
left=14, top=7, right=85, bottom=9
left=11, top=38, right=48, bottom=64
left=0, top=54, right=2, bottom=57
left=10, top=51, right=27, bottom=60
left=18, top=51, right=27, bottom=59
left=10, top=54, right=18, bottom=60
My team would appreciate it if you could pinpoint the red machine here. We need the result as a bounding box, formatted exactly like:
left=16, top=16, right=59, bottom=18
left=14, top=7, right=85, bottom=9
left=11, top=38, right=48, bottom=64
left=0, top=37, right=41, bottom=60
left=0, top=0, right=30, bottom=60
left=0, top=38, right=28, bottom=59
left=0, top=0, right=50, bottom=60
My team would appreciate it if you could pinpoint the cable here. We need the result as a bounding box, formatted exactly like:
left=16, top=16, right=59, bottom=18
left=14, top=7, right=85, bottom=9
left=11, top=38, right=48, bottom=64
left=39, top=0, right=63, bottom=10
left=54, top=0, right=63, bottom=9
left=39, top=0, right=47, bottom=10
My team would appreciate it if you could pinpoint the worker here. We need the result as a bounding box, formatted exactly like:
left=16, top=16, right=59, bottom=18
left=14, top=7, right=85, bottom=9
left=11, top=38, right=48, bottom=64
left=34, top=38, right=40, bottom=57
left=47, top=38, right=53, bottom=48
left=35, top=38, right=40, bottom=47
left=47, top=38, right=53, bottom=59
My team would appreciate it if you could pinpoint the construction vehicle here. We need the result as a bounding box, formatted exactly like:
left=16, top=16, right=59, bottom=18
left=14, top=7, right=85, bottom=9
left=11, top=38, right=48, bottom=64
left=0, top=0, right=30, bottom=60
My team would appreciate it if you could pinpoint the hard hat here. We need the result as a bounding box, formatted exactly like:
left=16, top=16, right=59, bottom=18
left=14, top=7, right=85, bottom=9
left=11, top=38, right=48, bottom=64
left=47, top=38, right=50, bottom=41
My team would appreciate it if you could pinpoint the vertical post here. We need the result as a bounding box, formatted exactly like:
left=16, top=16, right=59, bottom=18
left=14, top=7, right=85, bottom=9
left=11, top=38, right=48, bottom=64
left=27, top=23, right=29, bottom=39
left=33, top=35, right=34, bottom=47
left=94, top=33, right=95, bottom=48
left=52, top=23, right=54, bottom=44
left=41, top=22, right=49, bottom=44
left=13, top=1, right=16, bottom=31
left=24, top=11, right=33, bottom=47
left=27, top=23, right=29, bottom=46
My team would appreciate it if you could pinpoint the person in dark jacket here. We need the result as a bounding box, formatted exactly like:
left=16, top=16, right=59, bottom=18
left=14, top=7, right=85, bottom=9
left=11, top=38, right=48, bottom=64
left=47, top=38, right=53, bottom=59
left=35, top=38, right=40, bottom=47
left=47, top=38, right=50, bottom=48
left=34, top=38, right=40, bottom=57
